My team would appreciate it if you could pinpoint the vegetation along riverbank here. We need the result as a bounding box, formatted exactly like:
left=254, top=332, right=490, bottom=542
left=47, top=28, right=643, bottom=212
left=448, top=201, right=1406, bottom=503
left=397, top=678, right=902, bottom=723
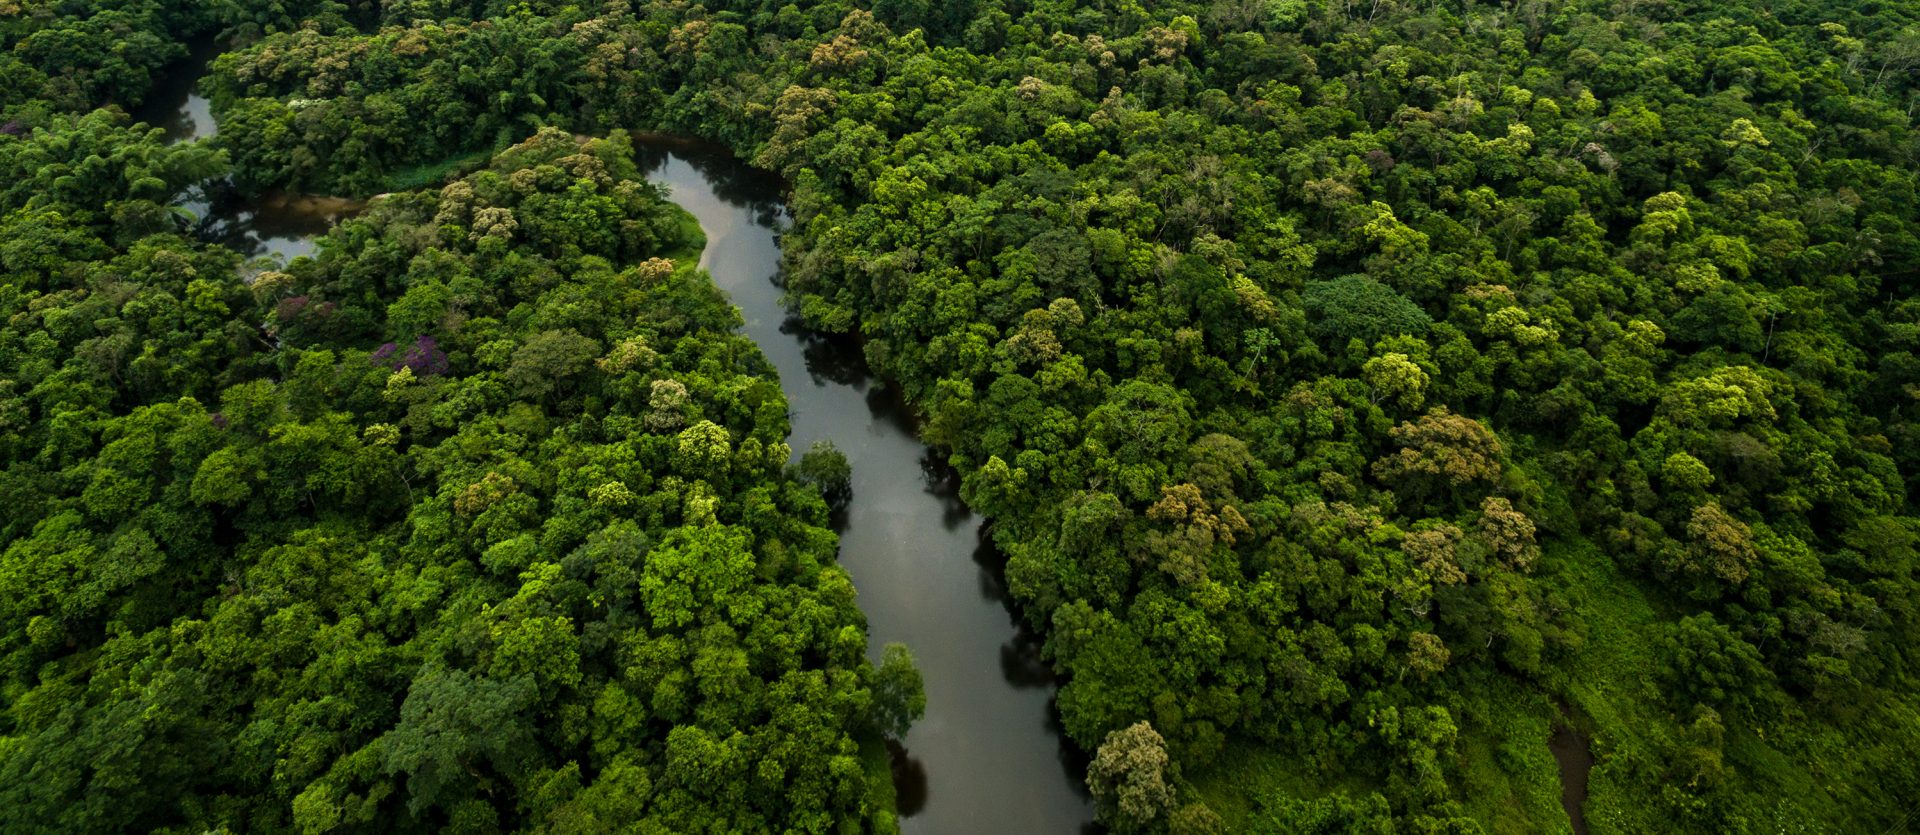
left=4, top=0, right=1920, bottom=832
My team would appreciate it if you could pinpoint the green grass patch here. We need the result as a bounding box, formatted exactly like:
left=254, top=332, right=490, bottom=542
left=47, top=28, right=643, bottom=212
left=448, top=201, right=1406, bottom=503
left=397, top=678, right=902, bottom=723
left=1537, top=535, right=1920, bottom=834
left=659, top=201, right=707, bottom=267
left=1447, top=675, right=1570, bottom=835
left=1184, top=538, right=1650, bottom=834
left=1547, top=537, right=1689, bottom=835
left=859, top=737, right=902, bottom=835
left=1185, top=739, right=1381, bottom=830
left=381, top=147, right=497, bottom=193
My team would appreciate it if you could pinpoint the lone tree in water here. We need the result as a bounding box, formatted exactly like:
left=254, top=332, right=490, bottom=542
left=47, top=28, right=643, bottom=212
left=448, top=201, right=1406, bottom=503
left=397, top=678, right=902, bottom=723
left=1088, top=721, right=1177, bottom=831
left=796, top=440, right=853, bottom=513
left=870, top=642, right=926, bottom=740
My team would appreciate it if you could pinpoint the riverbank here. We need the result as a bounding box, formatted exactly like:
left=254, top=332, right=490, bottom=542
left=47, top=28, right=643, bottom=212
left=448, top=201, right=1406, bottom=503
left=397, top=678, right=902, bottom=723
left=1550, top=723, right=1593, bottom=835
left=140, top=36, right=1094, bottom=821
left=641, top=141, right=1095, bottom=834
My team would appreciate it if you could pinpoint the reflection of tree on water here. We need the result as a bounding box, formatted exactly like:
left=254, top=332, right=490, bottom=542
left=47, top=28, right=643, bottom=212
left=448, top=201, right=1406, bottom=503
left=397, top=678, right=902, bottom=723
left=632, top=133, right=786, bottom=226
left=641, top=139, right=1094, bottom=832
left=888, top=691, right=1093, bottom=827
left=1550, top=719, right=1593, bottom=835
left=127, top=34, right=223, bottom=141
left=187, top=178, right=361, bottom=261
left=886, top=740, right=930, bottom=817
left=999, top=622, right=1055, bottom=690
left=1050, top=704, right=1099, bottom=811
left=972, top=525, right=1014, bottom=607
left=972, top=519, right=1096, bottom=813
left=919, top=448, right=973, bottom=531
left=787, top=315, right=871, bottom=388
left=133, top=37, right=357, bottom=264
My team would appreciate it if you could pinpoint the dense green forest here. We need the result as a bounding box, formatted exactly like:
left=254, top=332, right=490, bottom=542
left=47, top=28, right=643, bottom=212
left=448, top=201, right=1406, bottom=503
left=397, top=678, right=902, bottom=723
left=4, top=0, right=1920, bottom=831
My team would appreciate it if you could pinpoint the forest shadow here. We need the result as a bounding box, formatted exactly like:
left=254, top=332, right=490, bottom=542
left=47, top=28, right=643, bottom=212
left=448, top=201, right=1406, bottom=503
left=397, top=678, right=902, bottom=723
left=886, top=740, right=930, bottom=818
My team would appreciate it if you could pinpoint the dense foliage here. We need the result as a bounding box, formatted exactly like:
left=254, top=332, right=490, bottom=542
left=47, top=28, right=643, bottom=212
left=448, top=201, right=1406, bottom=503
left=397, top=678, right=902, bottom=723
left=6, top=0, right=1920, bottom=831
left=0, top=11, right=918, bottom=825
left=0, top=0, right=193, bottom=115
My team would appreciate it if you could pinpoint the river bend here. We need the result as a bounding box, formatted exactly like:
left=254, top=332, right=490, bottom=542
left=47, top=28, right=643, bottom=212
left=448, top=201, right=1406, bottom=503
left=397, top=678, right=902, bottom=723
left=640, top=144, right=1095, bottom=834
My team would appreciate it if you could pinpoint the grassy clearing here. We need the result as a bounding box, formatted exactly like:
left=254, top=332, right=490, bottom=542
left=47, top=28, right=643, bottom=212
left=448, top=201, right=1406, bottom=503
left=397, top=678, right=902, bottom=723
left=660, top=201, right=707, bottom=267
left=1184, top=537, right=1638, bottom=834
left=1530, top=536, right=1919, bottom=834
left=859, top=738, right=902, bottom=835
left=1451, top=677, right=1569, bottom=835
left=381, top=147, right=497, bottom=193
left=1186, top=739, right=1381, bottom=829
left=1186, top=686, right=1572, bottom=833
left=1545, top=537, right=1669, bottom=835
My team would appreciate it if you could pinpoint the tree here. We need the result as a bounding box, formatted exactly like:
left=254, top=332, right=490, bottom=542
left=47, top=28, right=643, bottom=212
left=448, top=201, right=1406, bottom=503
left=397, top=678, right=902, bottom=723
left=795, top=440, right=852, bottom=512
left=870, top=643, right=926, bottom=740
left=1088, top=721, right=1177, bottom=831
left=1476, top=497, right=1539, bottom=571
left=379, top=668, right=539, bottom=815
left=13, top=2, right=1920, bottom=832
left=673, top=421, right=734, bottom=482
left=1407, top=632, right=1450, bottom=680
left=1403, top=522, right=1468, bottom=586
left=0, top=119, right=903, bottom=835
left=1676, top=503, right=1758, bottom=586
left=1659, top=614, right=1774, bottom=716
left=1363, top=352, right=1428, bottom=412
left=505, top=329, right=601, bottom=401
left=1372, top=408, right=1504, bottom=508
left=1302, top=275, right=1432, bottom=348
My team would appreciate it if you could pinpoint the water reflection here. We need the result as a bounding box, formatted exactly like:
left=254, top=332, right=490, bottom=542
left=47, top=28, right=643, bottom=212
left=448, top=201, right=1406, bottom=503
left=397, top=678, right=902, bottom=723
left=1550, top=721, right=1593, bottom=835
left=631, top=132, right=787, bottom=226
left=132, top=41, right=349, bottom=263
left=198, top=184, right=362, bottom=261
left=642, top=140, right=1095, bottom=833
left=999, top=628, right=1056, bottom=690
left=788, top=320, right=874, bottom=388
left=135, top=37, right=221, bottom=143
left=888, top=741, right=930, bottom=817
left=919, top=449, right=973, bottom=531
left=1050, top=702, right=1100, bottom=817
left=124, top=42, right=1087, bottom=831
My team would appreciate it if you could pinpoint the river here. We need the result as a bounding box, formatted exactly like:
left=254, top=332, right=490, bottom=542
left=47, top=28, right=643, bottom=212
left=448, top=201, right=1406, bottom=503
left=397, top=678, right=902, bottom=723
left=134, top=38, right=354, bottom=261
left=1550, top=721, right=1592, bottom=835
left=140, top=43, right=1094, bottom=834
left=637, top=142, right=1096, bottom=833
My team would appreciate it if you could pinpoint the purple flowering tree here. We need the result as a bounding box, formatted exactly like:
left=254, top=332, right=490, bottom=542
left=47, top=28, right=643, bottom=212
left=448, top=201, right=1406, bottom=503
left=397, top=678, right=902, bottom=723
left=373, top=335, right=449, bottom=376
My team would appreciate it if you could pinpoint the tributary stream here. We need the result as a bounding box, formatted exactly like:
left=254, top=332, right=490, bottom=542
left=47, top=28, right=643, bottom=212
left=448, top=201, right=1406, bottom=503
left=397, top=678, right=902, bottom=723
left=136, top=39, right=356, bottom=261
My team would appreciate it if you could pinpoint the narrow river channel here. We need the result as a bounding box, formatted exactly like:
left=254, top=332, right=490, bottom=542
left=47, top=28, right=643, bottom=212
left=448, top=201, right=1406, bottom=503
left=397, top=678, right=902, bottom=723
left=637, top=143, right=1096, bottom=833
left=135, top=40, right=354, bottom=261
left=139, top=43, right=1094, bottom=830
